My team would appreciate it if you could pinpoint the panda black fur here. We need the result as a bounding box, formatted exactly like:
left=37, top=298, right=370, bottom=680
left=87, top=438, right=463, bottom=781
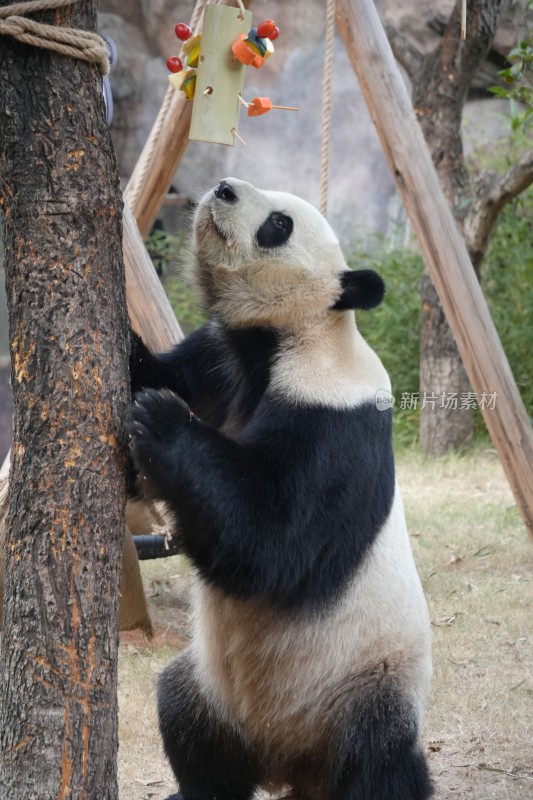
left=129, top=178, right=433, bottom=800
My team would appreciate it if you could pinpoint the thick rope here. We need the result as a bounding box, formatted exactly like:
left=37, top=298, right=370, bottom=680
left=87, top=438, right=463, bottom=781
left=0, top=0, right=109, bottom=74
left=320, top=0, right=335, bottom=217
left=126, top=0, right=209, bottom=212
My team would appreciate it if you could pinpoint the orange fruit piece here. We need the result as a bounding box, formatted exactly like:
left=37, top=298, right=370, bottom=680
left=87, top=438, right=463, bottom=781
left=232, top=34, right=265, bottom=69
left=247, top=97, right=273, bottom=116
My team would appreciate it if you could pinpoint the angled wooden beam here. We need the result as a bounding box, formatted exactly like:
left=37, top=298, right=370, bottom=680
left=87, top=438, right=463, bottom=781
left=123, top=205, right=183, bottom=351
left=336, top=0, right=533, bottom=536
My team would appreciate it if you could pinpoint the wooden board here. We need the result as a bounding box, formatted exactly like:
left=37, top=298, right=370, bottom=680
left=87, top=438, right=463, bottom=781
left=123, top=204, right=183, bottom=352
left=124, top=0, right=253, bottom=237
left=189, top=5, right=252, bottom=145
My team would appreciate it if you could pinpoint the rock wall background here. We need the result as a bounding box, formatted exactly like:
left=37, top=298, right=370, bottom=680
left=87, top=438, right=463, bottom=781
left=99, top=0, right=518, bottom=243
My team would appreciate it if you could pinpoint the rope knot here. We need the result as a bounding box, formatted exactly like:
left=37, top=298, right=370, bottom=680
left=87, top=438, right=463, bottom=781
left=0, top=0, right=110, bottom=75
left=2, top=16, right=24, bottom=36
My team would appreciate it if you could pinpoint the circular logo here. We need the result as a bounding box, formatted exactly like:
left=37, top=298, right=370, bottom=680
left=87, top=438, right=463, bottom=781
left=375, top=388, right=395, bottom=411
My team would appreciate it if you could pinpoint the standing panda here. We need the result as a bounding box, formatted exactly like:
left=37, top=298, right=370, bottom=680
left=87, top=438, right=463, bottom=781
left=129, top=178, right=433, bottom=800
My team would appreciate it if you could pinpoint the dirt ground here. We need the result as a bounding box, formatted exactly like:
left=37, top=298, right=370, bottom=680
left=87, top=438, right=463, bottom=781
left=117, top=448, right=533, bottom=800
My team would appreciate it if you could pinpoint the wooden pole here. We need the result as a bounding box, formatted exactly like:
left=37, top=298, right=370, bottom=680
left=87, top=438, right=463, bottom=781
left=125, top=0, right=252, bottom=237
left=123, top=205, right=183, bottom=351
left=124, top=86, right=192, bottom=238
left=336, top=0, right=533, bottom=536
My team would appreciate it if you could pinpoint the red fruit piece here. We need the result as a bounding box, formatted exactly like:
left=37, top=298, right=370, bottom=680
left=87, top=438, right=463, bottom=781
left=257, top=19, right=277, bottom=38
left=175, top=22, right=192, bottom=40
left=166, top=56, right=183, bottom=73
left=269, top=26, right=280, bottom=41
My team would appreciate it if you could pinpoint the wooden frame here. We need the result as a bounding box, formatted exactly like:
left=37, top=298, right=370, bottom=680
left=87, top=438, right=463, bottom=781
left=122, top=0, right=533, bottom=536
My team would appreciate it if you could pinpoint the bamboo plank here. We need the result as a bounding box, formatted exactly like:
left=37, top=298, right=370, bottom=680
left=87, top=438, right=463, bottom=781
left=189, top=5, right=252, bottom=145
left=125, top=0, right=252, bottom=237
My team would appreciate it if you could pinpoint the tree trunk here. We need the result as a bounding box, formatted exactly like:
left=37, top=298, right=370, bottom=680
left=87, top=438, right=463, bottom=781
left=411, top=0, right=506, bottom=455
left=0, top=2, right=129, bottom=798
left=419, top=271, right=473, bottom=453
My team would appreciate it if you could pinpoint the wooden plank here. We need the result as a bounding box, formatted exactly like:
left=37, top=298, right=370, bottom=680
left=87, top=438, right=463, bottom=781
left=123, top=204, right=183, bottom=352
left=124, top=0, right=252, bottom=237
left=164, top=194, right=191, bottom=206
left=336, top=0, right=533, bottom=536
left=189, top=5, right=252, bottom=145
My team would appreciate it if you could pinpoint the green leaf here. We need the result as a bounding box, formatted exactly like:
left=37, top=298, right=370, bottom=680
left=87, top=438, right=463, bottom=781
left=509, top=97, right=520, bottom=119
left=488, top=85, right=510, bottom=98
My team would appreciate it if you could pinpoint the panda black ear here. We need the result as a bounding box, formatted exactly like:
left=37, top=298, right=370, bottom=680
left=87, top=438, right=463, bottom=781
left=331, top=269, right=385, bottom=311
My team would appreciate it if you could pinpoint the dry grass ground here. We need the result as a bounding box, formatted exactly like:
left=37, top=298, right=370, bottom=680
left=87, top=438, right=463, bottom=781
left=118, top=447, right=533, bottom=800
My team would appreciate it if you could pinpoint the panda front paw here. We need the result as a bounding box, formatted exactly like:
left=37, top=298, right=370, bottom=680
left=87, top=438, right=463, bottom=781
left=128, top=389, right=196, bottom=497
left=130, top=388, right=194, bottom=439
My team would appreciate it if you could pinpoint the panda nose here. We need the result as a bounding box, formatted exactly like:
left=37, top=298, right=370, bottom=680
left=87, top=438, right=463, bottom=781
left=214, top=180, right=238, bottom=203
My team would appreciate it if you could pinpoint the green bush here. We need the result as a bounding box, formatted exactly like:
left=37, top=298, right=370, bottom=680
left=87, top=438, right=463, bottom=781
left=347, top=241, right=423, bottom=448
left=164, top=272, right=206, bottom=335
left=350, top=188, right=533, bottom=446
left=481, top=189, right=533, bottom=422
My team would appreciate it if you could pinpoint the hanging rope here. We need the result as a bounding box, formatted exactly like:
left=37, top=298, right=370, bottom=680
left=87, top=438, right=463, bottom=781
left=320, top=0, right=335, bottom=217
left=0, top=0, right=109, bottom=74
left=126, top=0, right=209, bottom=212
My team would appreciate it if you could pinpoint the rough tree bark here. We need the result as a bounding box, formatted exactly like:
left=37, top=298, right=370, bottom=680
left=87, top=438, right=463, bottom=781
left=0, top=2, right=129, bottom=798
left=386, top=0, right=510, bottom=456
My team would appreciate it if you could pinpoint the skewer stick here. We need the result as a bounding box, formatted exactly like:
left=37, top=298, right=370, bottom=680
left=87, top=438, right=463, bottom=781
left=238, top=95, right=299, bottom=112
left=461, top=0, right=467, bottom=41
left=231, top=127, right=247, bottom=145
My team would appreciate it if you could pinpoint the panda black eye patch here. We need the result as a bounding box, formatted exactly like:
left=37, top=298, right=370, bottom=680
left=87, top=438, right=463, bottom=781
left=256, top=212, right=294, bottom=248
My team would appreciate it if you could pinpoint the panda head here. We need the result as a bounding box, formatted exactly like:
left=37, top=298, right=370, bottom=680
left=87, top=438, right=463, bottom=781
left=193, top=178, right=385, bottom=329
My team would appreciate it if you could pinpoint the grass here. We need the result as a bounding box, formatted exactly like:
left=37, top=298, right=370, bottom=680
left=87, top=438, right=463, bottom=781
left=399, top=448, right=533, bottom=798
left=118, top=447, right=533, bottom=799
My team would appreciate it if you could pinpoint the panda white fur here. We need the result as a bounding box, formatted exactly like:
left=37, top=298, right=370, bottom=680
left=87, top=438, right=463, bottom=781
left=129, top=178, right=433, bottom=800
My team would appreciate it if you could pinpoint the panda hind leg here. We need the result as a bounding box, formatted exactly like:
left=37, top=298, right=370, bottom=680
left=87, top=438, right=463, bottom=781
left=158, top=651, right=263, bottom=800
left=330, top=685, right=433, bottom=800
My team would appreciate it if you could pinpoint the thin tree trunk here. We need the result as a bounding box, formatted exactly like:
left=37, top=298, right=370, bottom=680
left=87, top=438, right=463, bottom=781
left=386, top=0, right=508, bottom=455
left=414, top=0, right=507, bottom=455
left=0, top=2, right=128, bottom=798
left=415, top=15, right=473, bottom=454
left=419, top=271, right=473, bottom=453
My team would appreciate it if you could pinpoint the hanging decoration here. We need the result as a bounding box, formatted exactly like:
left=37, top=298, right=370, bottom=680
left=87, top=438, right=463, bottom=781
left=165, top=3, right=296, bottom=146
